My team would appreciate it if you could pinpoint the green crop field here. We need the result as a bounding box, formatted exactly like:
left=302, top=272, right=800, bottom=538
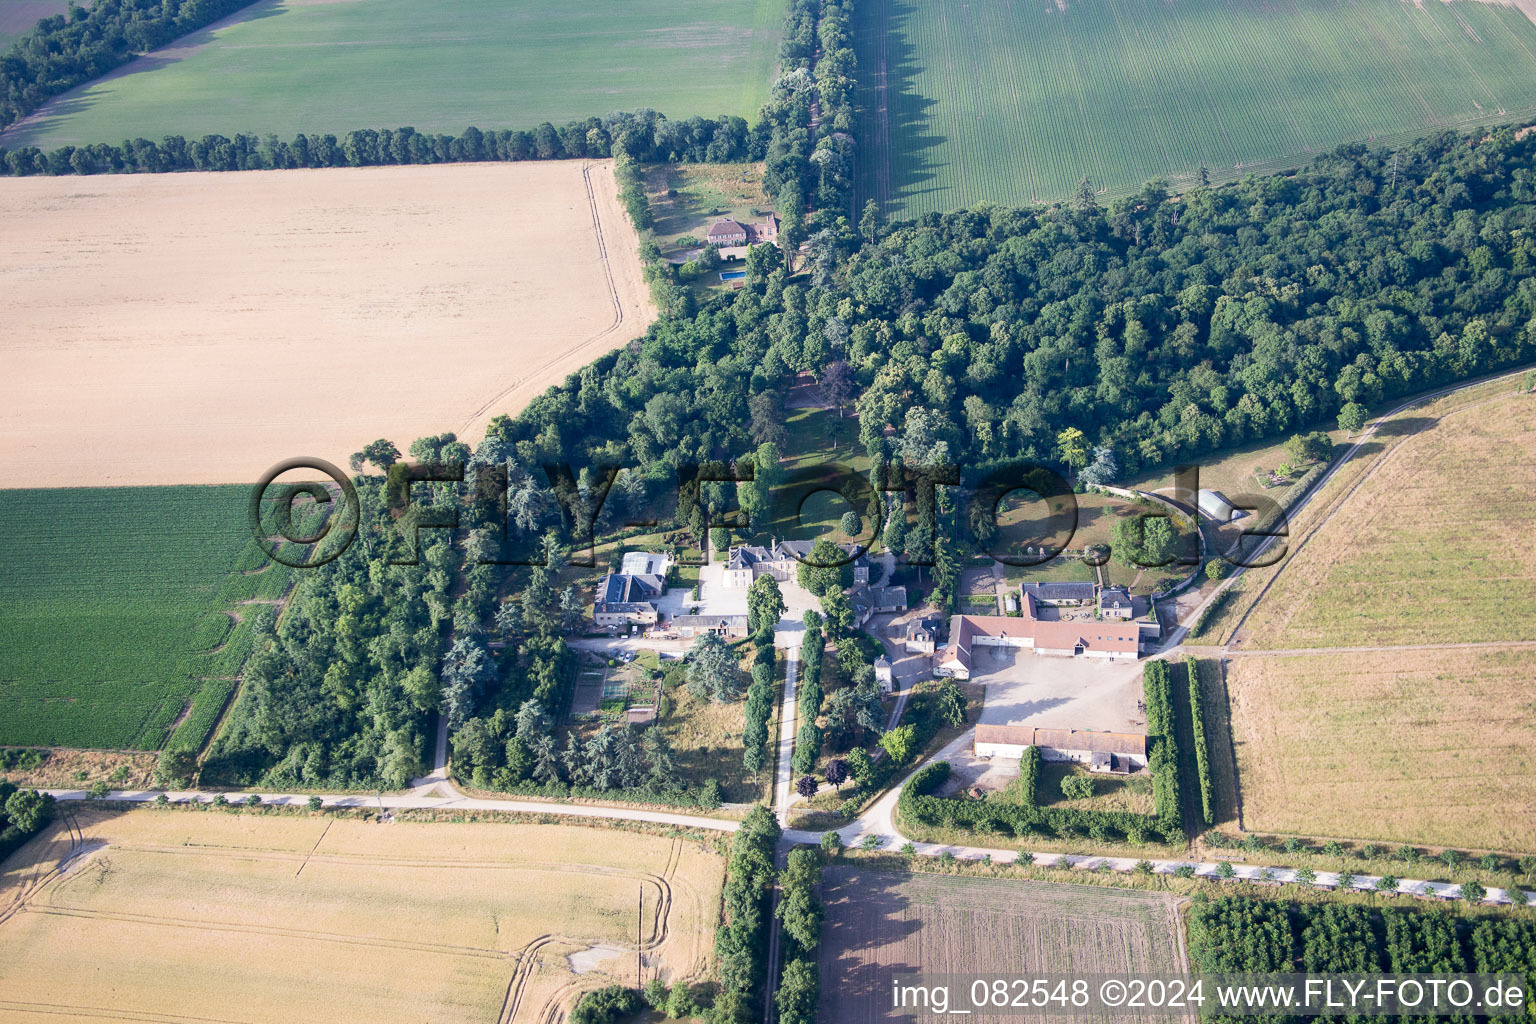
left=0, top=487, right=289, bottom=751
left=856, top=0, right=1536, bottom=216
left=1, top=0, right=784, bottom=150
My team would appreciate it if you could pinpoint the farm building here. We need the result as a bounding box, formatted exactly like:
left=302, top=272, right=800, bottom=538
left=934, top=583, right=1157, bottom=677
left=973, top=724, right=1147, bottom=772
left=1197, top=489, right=1244, bottom=523
left=1098, top=586, right=1133, bottom=619
left=851, top=584, right=907, bottom=624
left=620, top=551, right=670, bottom=577
left=593, top=571, right=664, bottom=627
left=904, top=617, right=941, bottom=654
left=674, top=614, right=749, bottom=639
left=873, top=655, right=894, bottom=693
left=706, top=218, right=749, bottom=245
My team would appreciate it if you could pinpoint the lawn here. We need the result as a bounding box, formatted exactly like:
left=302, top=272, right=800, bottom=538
left=0, top=810, right=724, bottom=1024
left=646, top=163, right=774, bottom=254
left=0, top=486, right=288, bottom=750
left=2, top=0, right=784, bottom=149
left=855, top=0, right=1536, bottom=216
left=1225, top=646, right=1536, bottom=852
left=996, top=488, right=1197, bottom=595
left=819, top=866, right=1186, bottom=1020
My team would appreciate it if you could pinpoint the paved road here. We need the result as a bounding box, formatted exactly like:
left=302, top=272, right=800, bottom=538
left=773, top=647, right=799, bottom=828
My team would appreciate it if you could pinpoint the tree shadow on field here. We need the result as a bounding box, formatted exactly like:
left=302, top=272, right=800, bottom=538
left=819, top=865, right=924, bottom=1021
left=857, top=0, right=946, bottom=217
left=0, top=0, right=287, bottom=149
left=1371, top=414, right=1437, bottom=441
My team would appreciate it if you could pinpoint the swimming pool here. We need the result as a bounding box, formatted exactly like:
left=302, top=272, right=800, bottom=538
left=720, top=270, right=746, bottom=281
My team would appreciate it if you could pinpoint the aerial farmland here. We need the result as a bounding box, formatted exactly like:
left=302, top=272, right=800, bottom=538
left=0, top=0, right=784, bottom=150
left=0, top=160, right=653, bottom=487
left=818, top=866, right=1188, bottom=1023
left=855, top=0, right=1536, bottom=214
left=0, top=812, right=724, bottom=1024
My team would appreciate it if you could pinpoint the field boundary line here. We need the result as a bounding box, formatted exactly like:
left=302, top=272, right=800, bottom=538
left=455, top=161, right=634, bottom=439
left=1222, top=370, right=1536, bottom=646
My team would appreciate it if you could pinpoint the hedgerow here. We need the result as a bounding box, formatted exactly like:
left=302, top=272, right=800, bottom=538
left=1143, top=660, right=1182, bottom=825
left=899, top=760, right=1177, bottom=846
left=1187, top=656, right=1216, bottom=826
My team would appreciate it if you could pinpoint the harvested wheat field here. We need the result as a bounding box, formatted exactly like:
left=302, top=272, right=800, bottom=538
left=0, top=809, right=721, bottom=1023
left=1226, top=646, right=1536, bottom=851
left=818, top=866, right=1187, bottom=1024
left=1237, top=390, right=1536, bottom=649
left=0, top=161, right=653, bottom=487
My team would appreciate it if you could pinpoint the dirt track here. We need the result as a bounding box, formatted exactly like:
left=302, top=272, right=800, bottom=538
left=0, top=161, right=654, bottom=487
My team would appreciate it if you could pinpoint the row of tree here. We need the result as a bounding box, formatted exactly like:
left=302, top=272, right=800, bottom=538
left=791, top=612, right=827, bottom=776
left=742, top=628, right=779, bottom=779
left=1186, top=657, right=1216, bottom=826
left=0, top=0, right=257, bottom=132
left=0, top=109, right=758, bottom=177
left=713, top=805, right=783, bottom=1024
left=1143, top=660, right=1183, bottom=826
left=775, top=847, right=825, bottom=1024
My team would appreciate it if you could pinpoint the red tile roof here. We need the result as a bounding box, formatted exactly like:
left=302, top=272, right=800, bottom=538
left=974, top=724, right=1146, bottom=756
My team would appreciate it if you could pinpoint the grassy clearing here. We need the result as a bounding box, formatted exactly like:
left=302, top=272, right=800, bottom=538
left=818, top=865, right=1186, bottom=1019
left=0, top=810, right=724, bottom=1024
left=1225, top=646, right=1536, bottom=851
left=855, top=0, right=1536, bottom=216
left=1192, top=375, right=1532, bottom=645
left=1240, top=391, right=1536, bottom=649
left=4, top=0, right=784, bottom=149
left=645, top=162, right=773, bottom=253
left=0, top=486, right=287, bottom=750
left=996, top=488, right=1197, bottom=595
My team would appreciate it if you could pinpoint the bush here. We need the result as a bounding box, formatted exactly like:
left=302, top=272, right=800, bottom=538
left=569, top=985, right=644, bottom=1024
left=819, top=831, right=843, bottom=855
left=307, top=795, right=323, bottom=811
left=1017, top=745, right=1041, bottom=806
left=1059, top=774, right=1094, bottom=800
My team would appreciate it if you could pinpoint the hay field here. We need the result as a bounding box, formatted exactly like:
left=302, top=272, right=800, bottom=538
left=818, top=866, right=1186, bottom=1023
left=1, top=0, right=783, bottom=150
left=1238, top=391, right=1536, bottom=648
left=0, top=811, right=723, bottom=1024
left=0, top=161, right=653, bottom=487
left=855, top=0, right=1536, bottom=216
left=1226, top=646, right=1536, bottom=850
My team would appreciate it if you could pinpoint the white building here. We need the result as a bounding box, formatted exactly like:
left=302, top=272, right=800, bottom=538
left=873, top=655, right=894, bottom=694
left=1197, top=489, right=1243, bottom=523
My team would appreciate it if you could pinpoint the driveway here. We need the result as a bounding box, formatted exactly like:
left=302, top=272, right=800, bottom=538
left=970, top=645, right=1145, bottom=734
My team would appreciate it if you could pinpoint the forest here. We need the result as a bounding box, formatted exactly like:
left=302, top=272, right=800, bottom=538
left=1188, top=896, right=1536, bottom=1024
